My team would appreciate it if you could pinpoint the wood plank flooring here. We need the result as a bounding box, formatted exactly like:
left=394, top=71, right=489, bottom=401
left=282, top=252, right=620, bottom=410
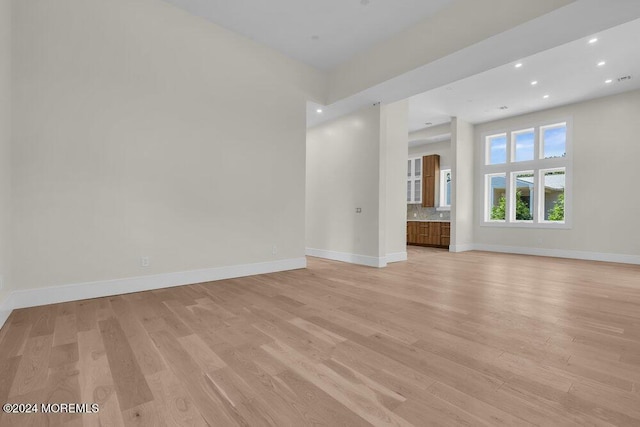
left=1, top=248, right=640, bottom=426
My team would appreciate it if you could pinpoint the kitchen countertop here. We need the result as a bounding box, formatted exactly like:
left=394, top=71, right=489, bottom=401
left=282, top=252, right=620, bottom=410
left=407, top=220, right=450, bottom=223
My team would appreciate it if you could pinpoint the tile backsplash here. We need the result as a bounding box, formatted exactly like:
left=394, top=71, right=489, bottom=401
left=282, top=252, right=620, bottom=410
left=407, top=205, right=451, bottom=221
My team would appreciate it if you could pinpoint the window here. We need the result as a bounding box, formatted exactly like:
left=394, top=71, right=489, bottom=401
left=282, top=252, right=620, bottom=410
left=541, top=124, right=567, bottom=159
left=486, top=134, right=507, bottom=165
left=439, top=169, right=452, bottom=208
left=512, top=129, right=534, bottom=162
left=407, top=157, right=422, bottom=204
left=511, top=171, right=534, bottom=222
left=481, top=121, right=570, bottom=227
left=542, top=169, right=566, bottom=222
left=486, top=174, right=506, bottom=221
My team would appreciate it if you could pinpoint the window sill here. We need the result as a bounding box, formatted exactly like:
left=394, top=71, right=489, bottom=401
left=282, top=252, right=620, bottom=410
left=481, top=221, right=570, bottom=230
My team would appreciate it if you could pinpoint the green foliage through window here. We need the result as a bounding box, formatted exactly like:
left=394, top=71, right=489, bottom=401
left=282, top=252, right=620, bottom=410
left=491, top=191, right=532, bottom=221
left=547, top=193, right=565, bottom=221
left=491, top=195, right=506, bottom=220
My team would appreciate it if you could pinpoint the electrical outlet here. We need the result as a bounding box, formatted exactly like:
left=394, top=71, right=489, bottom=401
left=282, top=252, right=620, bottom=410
left=439, top=213, right=443, bottom=218
left=413, top=213, right=417, bottom=218
left=272, top=245, right=278, bottom=255
left=141, top=256, right=150, bottom=267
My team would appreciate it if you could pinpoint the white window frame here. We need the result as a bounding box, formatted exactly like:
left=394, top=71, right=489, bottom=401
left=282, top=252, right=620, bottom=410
left=539, top=167, right=567, bottom=224
left=510, top=170, right=535, bottom=223
left=484, top=173, right=507, bottom=223
left=439, top=168, right=452, bottom=210
left=407, top=157, right=422, bottom=204
left=485, top=133, right=507, bottom=165
left=511, top=128, right=535, bottom=163
left=479, top=118, right=572, bottom=229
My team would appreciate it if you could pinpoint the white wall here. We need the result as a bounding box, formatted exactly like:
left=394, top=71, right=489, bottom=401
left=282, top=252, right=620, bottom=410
left=451, top=118, right=474, bottom=252
left=0, top=0, right=11, bottom=313
left=306, top=101, right=408, bottom=266
left=306, top=105, right=382, bottom=263
left=381, top=101, right=409, bottom=261
left=408, top=140, right=452, bottom=170
left=474, top=89, right=640, bottom=260
left=9, top=0, right=325, bottom=293
left=327, top=0, right=573, bottom=102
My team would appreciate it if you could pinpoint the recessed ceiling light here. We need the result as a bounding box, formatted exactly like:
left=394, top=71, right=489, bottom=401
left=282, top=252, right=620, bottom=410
left=589, top=38, right=598, bottom=44
left=316, top=108, right=323, bottom=113
left=605, top=79, right=613, bottom=84
left=515, top=63, right=523, bottom=68
left=311, top=35, right=320, bottom=41
left=543, top=95, right=550, bottom=99
left=531, top=81, right=538, bottom=86
left=597, top=61, right=606, bottom=67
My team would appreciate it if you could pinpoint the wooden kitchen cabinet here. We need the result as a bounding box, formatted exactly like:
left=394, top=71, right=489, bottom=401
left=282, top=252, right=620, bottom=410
left=440, top=222, right=451, bottom=247
left=422, top=154, right=440, bottom=208
left=407, top=221, right=418, bottom=244
left=406, top=221, right=449, bottom=248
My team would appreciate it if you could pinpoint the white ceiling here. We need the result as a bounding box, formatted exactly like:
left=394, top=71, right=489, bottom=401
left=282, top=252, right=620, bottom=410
left=307, top=1, right=640, bottom=130
left=162, top=0, right=453, bottom=69
left=408, top=17, right=640, bottom=132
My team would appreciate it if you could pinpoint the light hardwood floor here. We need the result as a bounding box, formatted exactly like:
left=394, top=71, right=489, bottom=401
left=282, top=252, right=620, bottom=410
left=1, top=248, right=640, bottom=426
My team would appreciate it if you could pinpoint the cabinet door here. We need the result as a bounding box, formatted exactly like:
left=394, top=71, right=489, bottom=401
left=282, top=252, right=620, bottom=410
left=422, top=155, right=440, bottom=207
left=407, top=222, right=419, bottom=244
left=427, top=222, right=441, bottom=245
left=423, top=176, right=435, bottom=207
left=417, top=223, right=430, bottom=245
left=440, top=223, right=451, bottom=247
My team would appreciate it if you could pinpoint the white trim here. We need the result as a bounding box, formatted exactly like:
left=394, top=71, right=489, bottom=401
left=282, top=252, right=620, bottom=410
left=0, top=295, right=11, bottom=332
left=407, top=157, right=423, bottom=204
left=449, top=244, right=475, bottom=253
left=386, top=252, right=408, bottom=264
left=439, top=168, right=452, bottom=209
left=306, top=248, right=387, bottom=268
left=479, top=118, right=572, bottom=229
left=472, top=244, right=640, bottom=266
left=0, top=258, right=307, bottom=331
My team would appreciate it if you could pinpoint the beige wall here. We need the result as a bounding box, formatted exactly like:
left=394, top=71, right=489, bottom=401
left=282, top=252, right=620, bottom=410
left=0, top=0, right=11, bottom=305
left=306, top=105, right=382, bottom=259
left=474, top=89, right=640, bottom=257
left=451, top=118, right=474, bottom=251
left=409, top=140, right=452, bottom=169
left=10, top=0, right=325, bottom=291
left=328, top=0, right=574, bottom=103
left=381, top=101, right=409, bottom=258
left=306, top=101, right=408, bottom=264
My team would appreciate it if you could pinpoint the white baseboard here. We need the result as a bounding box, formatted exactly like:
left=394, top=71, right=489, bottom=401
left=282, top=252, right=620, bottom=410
left=449, top=244, right=475, bottom=253
left=386, top=252, right=408, bottom=263
left=0, top=295, right=11, bottom=333
left=472, top=244, right=640, bottom=265
left=0, top=257, right=306, bottom=331
left=306, top=248, right=387, bottom=268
